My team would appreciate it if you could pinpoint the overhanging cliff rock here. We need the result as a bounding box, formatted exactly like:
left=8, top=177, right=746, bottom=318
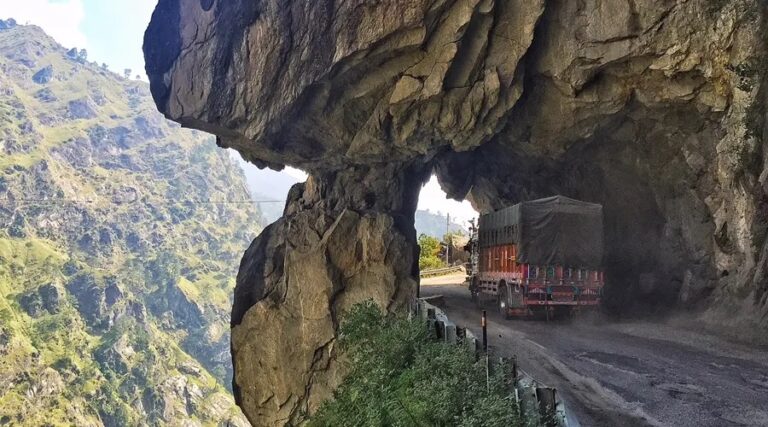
left=144, top=0, right=768, bottom=424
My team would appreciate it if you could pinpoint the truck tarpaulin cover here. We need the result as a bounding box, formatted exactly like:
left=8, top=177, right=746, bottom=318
left=478, top=196, right=604, bottom=268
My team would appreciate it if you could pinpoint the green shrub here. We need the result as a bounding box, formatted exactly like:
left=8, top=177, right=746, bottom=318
left=418, top=233, right=445, bottom=270
left=308, top=302, right=523, bottom=427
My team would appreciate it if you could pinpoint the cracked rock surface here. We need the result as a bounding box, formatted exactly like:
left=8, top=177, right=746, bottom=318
left=229, top=164, right=425, bottom=425
left=145, top=0, right=768, bottom=424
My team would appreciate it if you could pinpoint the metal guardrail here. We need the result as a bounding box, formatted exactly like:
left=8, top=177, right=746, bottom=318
left=419, top=266, right=465, bottom=278
left=416, top=298, right=479, bottom=351
left=415, top=299, right=569, bottom=427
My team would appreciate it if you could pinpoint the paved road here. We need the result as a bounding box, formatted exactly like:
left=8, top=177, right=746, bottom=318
left=420, top=279, right=768, bottom=427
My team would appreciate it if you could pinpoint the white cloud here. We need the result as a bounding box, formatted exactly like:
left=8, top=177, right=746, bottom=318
left=284, top=167, right=308, bottom=181
left=418, top=176, right=478, bottom=225
left=3, top=0, right=88, bottom=49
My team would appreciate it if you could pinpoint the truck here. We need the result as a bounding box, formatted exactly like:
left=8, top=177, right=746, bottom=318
left=466, top=195, right=605, bottom=319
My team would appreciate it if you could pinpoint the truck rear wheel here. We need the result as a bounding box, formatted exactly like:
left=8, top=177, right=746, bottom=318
left=470, top=277, right=479, bottom=305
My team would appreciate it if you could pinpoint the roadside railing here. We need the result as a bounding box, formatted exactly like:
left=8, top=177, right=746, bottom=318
left=419, top=265, right=465, bottom=278
left=415, top=298, right=569, bottom=427
left=416, top=297, right=479, bottom=352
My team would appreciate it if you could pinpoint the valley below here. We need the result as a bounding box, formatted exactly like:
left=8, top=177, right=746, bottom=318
left=0, top=21, right=257, bottom=425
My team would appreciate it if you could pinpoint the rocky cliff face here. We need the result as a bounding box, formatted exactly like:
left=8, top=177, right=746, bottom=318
left=0, top=23, right=257, bottom=425
left=144, top=0, right=768, bottom=424
left=231, top=163, right=425, bottom=425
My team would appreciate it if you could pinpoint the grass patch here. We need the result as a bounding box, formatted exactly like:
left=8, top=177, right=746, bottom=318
left=176, top=276, right=202, bottom=301
left=309, top=302, right=524, bottom=427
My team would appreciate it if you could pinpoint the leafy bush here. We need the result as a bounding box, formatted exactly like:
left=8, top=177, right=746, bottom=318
left=418, top=233, right=445, bottom=270
left=308, top=302, right=523, bottom=427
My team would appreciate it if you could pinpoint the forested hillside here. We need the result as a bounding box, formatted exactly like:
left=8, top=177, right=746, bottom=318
left=414, top=210, right=466, bottom=239
left=0, top=21, right=257, bottom=425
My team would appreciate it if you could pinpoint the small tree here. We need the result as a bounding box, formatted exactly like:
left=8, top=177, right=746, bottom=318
left=101, top=63, right=109, bottom=70
left=418, top=233, right=444, bottom=270
left=76, top=49, right=88, bottom=63
left=443, top=229, right=466, bottom=264
left=124, top=68, right=132, bottom=79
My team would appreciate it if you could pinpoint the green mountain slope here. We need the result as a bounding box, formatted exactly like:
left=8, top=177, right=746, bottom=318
left=0, top=21, right=258, bottom=426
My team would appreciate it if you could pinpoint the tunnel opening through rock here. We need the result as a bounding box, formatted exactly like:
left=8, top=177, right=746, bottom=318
left=430, top=97, right=730, bottom=316
left=416, top=174, right=479, bottom=230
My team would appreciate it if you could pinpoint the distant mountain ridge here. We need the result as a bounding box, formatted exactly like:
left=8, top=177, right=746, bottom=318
left=0, top=22, right=255, bottom=425
left=414, top=209, right=467, bottom=238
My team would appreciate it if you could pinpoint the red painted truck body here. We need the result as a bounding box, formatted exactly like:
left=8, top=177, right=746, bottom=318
left=467, top=196, right=605, bottom=318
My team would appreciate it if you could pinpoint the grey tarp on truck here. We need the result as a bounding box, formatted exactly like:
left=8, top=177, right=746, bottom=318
left=478, top=196, right=604, bottom=268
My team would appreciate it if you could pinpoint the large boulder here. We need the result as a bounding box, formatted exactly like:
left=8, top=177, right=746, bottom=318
left=31, top=65, right=53, bottom=84
left=34, top=87, right=57, bottom=103
left=18, top=283, right=63, bottom=317
left=144, top=0, right=768, bottom=423
left=67, top=98, right=97, bottom=119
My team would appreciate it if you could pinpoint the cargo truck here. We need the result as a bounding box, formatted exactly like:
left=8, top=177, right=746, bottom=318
left=466, top=196, right=605, bottom=319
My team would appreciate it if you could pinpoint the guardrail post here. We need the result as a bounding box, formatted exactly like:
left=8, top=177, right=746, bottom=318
left=512, top=355, right=518, bottom=382
left=536, top=387, right=557, bottom=426
left=444, top=323, right=457, bottom=344
left=481, top=310, right=488, bottom=352
left=418, top=301, right=428, bottom=321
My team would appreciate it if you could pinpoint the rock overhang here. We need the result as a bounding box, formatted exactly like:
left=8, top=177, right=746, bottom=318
left=144, top=0, right=550, bottom=172
left=143, top=0, right=768, bottom=330
left=144, top=0, right=768, bottom=424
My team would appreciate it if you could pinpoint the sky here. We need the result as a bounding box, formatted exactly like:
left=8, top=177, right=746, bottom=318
left=3, top=0, right=155, bottom=78
left=3, top=0, right=479, bottom=224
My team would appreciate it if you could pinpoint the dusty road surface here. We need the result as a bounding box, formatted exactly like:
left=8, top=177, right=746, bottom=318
left=420, top=278, right=768, bottom=427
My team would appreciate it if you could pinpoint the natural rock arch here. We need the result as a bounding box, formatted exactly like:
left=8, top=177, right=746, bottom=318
left=144, top=0, right=768, bottom=424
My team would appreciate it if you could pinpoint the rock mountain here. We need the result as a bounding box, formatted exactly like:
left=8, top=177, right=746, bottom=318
left=144, top=0, right=768, bottom=425
left=0, top=21, right=259, bottom=425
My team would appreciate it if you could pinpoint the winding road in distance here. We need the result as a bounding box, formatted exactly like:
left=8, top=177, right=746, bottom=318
left=420, top=274, right=768, bottom=427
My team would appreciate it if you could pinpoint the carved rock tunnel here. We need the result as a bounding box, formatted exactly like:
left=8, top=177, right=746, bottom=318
left=226, top=107, right=739, bottom=424
left=143, top=0, right=768, bottom=424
